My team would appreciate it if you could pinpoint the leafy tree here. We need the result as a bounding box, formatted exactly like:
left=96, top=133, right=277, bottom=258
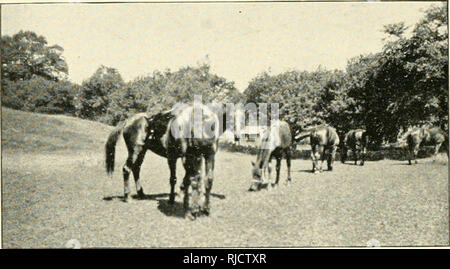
left=244, top=68, right=349, bottom=138
left=74, top=65, right=124, bottom=121
left=102, top=64, right=242, bottom=125
left=345, top=3, right=448, bottom=147
left=1, top=31, right=68, bottom=83
left=2, top=77, right=79, bottom=114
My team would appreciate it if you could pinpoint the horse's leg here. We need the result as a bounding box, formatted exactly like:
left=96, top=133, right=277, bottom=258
left=275, top=156, right=281, bottom=186
left=285, top=147, right=292, bottom=182
left=131, top=147, right=147, bottom=199
left=184, top=154, right=202, bottom=220
left=267, top=155, right=273, bottom=187
left=407, top=144, right=413, bottom=165
left=340, top=146, right=347, bottom=164
left=318, top=145, right=325, bottom=172
left=328, top=145, right=337, bottom=171
left=122, top=153, right=133, bottom=202
left=311, top=144, right=319, bottom=173
left=360, top=146, right=366, bottom=166
left=354, top=146, right=358, bottom=165
left=433, top=142, right=442, bottom=162
left=202, top=151, right=215, bottom=215
left=167, top=154, right=177, bottom=205
left=123, top=147, right=142, bottom=202
left=413, top=144, right=420, bottom=164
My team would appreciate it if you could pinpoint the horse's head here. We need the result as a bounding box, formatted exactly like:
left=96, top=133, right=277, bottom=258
left=251, top=161, right=262, bottom=181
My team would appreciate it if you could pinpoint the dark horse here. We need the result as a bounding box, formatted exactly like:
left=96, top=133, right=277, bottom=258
left=296, top=125, right=339, bottom=173
left=249, top=120, right=292, bottom=191
left=105, top=104, right=223, bottom=219
left=404, top=125, right=448, bottom=165
left=341, top=129, right=369, bottom=166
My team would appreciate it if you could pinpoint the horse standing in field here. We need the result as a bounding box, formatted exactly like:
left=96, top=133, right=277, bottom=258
left=341, top=129, right=369, bottom=166
left=296, top=125, right=339, bottom=173
left=105, top=104, right=224, bottom=219
left=404, top=126, right=448, bottom=165
left=249, top=120, right=292, bottom=191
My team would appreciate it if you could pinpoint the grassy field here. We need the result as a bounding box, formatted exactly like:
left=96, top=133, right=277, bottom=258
left=2, top=108, right=449, bottom=248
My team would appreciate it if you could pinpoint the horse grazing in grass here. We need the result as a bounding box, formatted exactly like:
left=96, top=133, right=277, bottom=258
left=249, top=120, right=292, bottom=191
left=404, top=126, right=448, bottom=165
left=296, top=125, right=339, bottom=173
left=341, top=129, right=369, bottom=166
left=105, top=104, right=222, bottom=219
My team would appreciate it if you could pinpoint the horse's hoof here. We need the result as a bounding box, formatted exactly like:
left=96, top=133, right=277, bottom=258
left=137, top=190, right=146, bottom=200
left=201, top=206, right=210, bottom=216
left=186, top=212, right=196, bottom=221
left=180, top=183, right=186, bottom=191
left=123, top=194, right=131, bottom=203
left=248, top=182, right=260, bottom=192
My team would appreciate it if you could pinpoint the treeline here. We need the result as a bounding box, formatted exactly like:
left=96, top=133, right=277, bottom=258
left=1, top=31, right=242, bottom=126
left=1, top=4, right=447, bottom=149
left=245, top=4, right=448, bottom=148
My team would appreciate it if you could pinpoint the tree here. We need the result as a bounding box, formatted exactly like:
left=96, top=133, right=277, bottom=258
left=2, top=77, right=79, bottom=114
left=74, top=65, right=124, bottom=121
left=101, top=64, right=242, bottom=126
left=244, top=68, right=350, bottom=138
left=1, top=31, right=68, bottom=83
left=345, top=3, right=448, bottom=147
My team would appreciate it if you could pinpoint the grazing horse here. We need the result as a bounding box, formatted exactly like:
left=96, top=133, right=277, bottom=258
left=405, top=126, right=448, bottom=165
left=105, top=104, right=223, bottom=219
left=296, top=125, right=339, bottom=173
left=341, top=129, right=369, bottom=166
left=249, top=120, right=292, bottom=191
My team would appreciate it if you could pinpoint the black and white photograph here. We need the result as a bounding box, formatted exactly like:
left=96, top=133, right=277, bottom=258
left=0, top=1, right=448, bottom=249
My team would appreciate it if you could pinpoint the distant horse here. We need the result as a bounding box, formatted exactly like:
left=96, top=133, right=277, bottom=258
left=105, top=104, right=224, bottom=219
left=404, top=126, right=448, bottom=165
left=296, top=125, right=339, bottom=173
left=249, top=120, right=292, bottom=191
left=341, top=129, right=369, bottom=166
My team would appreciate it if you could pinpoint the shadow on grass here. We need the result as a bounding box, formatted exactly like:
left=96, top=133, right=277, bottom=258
left=341, top=162, right=365, bottom=166
left=297, top=169, right=338, bottom=174
left=297, top=169, right=314, bottom=174
left=211, top=193, right=226, bottom=199
left=157, top=192, right=226, bottom=219
left=157, top=200, right=186, bottom=218
left=391, top=162, right=414, bottom=166
left=103, top=193, right=170, bottom=202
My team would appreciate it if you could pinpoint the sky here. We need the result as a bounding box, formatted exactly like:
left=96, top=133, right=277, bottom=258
left=1, top=2, right=440, bottom=91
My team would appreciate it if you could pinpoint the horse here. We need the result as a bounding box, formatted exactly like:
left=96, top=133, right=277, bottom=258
left=341, top=129, right=369, bottom=166
left=105, top=104, right=226, bottom=219
left=404, top=125, right=448, bottom=165
left=296, top=125, right=339, bottom=173
left=249, top=120, right=292, bottom=191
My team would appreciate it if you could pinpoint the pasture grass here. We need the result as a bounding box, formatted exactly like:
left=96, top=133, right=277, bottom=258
left=2, top=108, right=449, bottom=248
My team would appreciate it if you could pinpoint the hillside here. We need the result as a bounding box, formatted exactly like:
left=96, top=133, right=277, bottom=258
left=1, top=108, right=113, bottom=154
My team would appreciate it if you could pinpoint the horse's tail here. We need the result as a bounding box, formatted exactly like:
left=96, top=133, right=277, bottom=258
left=105, top=121, right=126, bottom=175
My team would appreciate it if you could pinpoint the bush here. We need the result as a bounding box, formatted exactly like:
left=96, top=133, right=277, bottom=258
left=2, top=77, right=79, bottom=115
